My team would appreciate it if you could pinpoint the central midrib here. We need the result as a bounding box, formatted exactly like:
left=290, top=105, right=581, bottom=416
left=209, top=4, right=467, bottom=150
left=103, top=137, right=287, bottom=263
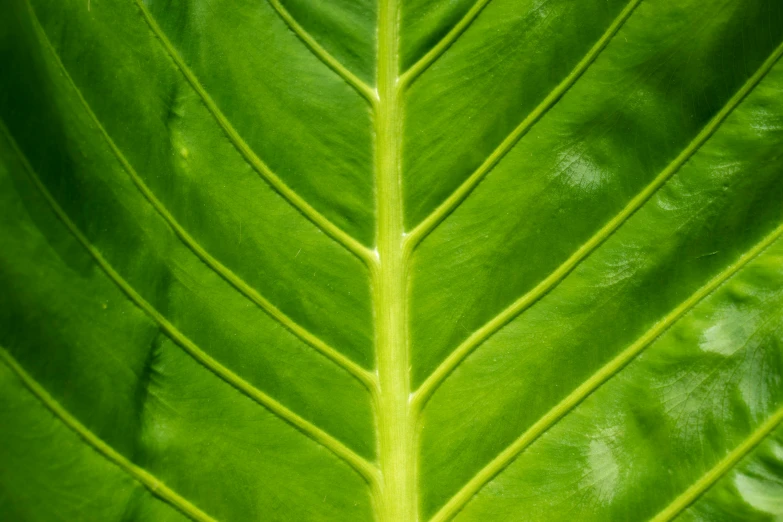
left=374, top=0, right=416, bottom=520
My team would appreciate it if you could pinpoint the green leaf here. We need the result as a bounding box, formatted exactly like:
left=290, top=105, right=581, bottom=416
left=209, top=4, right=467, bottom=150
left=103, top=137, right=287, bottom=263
left=1, top=0, right=783, bottom=521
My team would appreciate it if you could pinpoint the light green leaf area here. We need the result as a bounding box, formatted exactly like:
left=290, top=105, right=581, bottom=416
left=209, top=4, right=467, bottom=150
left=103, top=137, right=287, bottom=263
left=1, top=0, right=782, bottom=521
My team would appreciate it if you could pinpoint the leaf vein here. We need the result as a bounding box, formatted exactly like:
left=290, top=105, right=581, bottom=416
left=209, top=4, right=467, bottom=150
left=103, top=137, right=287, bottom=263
left=132, top=0, right=376, bottom=267
left=0, top=345, right=218, bottom=522
left=0, top=124, right=381, bottom=491
left=405, top=0, right=643, bottom=251
left=265, top=0, right=378, bottom=104
left=413, top=37, right=783, bottom=410
left=24, top=1, right=377, bottom=395
left=399, top=0, right=493, bottom=88
left=651, top=403, right=783, bottom=522
left=428, top=220, right=783, bottom=522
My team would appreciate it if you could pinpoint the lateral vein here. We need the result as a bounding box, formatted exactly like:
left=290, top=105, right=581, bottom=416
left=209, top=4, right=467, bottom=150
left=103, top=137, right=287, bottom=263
left=132, top=0, right=376, bottom=267
left=650, top=405, right=783, bottom=522
left=0, top=124, right=381, bottom=490
left=399, top=0, right=493, bottom=88
left=405, top=0, right=643, bottom=251
left=0, top=345, right=218, bottom=522
left=265, top=0, right=378, bottom=105
left=24, top=1, right=377, bottom=395
left=413, top=38, right=783, bottom=410
left=428, top=221, right=783, bottom=522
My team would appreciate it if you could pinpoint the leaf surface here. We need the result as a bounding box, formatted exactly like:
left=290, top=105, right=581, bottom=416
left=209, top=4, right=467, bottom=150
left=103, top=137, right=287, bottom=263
left=1, top=0, right=783, bottom=521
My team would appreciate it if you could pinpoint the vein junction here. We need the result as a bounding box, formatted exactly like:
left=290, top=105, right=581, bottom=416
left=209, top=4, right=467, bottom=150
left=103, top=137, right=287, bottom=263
left=13, top=0, right=783, bottom=520
left=373, top=0, right=416, bottom=520
left=23, top=2, right=375, bottom=395
left=0, top=122, right=378, bottom=494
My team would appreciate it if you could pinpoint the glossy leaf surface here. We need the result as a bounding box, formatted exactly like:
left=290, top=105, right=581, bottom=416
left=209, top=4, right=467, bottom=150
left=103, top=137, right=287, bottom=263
left=1, top=0, right=783, bottom=521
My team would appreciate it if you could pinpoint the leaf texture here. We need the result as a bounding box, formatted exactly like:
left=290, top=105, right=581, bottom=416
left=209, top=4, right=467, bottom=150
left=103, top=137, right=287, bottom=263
left=1, top=0, right=782, bottom=521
